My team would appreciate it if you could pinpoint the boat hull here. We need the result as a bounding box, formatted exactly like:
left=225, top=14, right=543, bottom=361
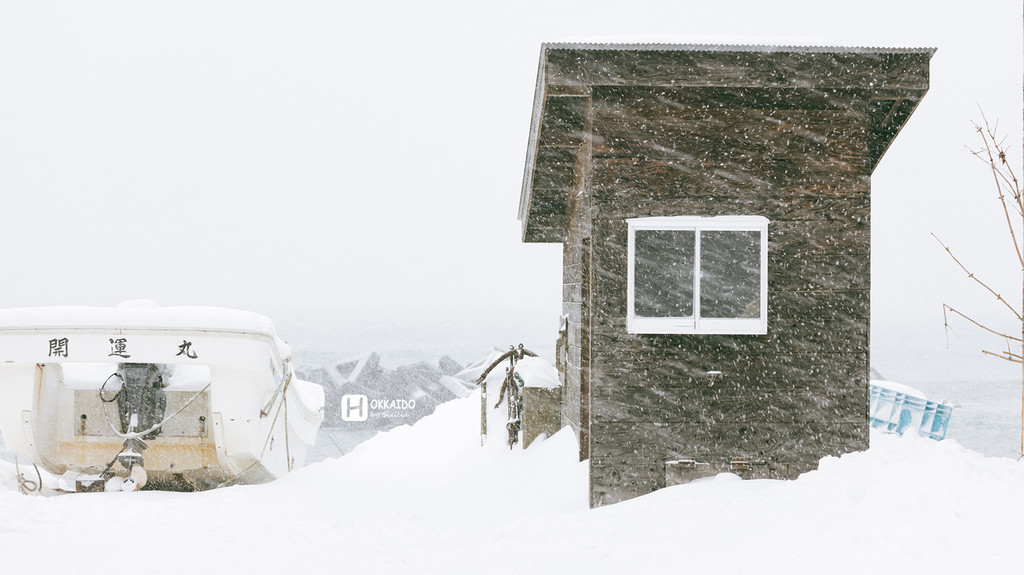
left=0, top=306, right=325, bottom=490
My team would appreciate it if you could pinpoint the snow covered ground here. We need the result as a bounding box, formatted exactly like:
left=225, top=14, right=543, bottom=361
left=1, top=389, right=1022, bottom=574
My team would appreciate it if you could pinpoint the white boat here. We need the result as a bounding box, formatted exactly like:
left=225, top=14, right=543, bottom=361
left=0, top=302, right=325, bottom=492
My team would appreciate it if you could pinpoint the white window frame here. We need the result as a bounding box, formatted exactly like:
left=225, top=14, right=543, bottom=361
left=626, top=215, right=769, bottom=335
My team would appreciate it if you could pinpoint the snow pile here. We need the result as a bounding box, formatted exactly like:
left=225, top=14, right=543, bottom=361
left=516, top=356, right=560, bottom=389
left=1, top=392, right=1022, bottom=574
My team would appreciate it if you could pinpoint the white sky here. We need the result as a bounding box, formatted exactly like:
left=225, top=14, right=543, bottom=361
left=1, top=1, right=1021, bottom=382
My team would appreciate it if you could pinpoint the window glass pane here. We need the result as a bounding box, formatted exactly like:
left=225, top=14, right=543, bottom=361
left=634, top=229, right=694, bottom=318
left=700, top=230, right=761, bottom=319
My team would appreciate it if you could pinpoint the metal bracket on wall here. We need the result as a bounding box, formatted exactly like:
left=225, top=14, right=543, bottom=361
left=706, top=371, right=723, bottom=386
left=730, top=457, right=751, bottom=472
left=665, top=458, right=715, bottom=486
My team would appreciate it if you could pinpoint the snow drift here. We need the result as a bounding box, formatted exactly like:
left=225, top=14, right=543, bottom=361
left=1, top=390, right=1022, bottom=574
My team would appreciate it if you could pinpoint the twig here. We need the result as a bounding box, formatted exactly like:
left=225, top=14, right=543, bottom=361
left=943, top=304, right=1022, bottom=342
left=982, top=350, right=1024, bottom=364
left=946, top=114, right=1024, bottom=458
left=933, top=234, right=1023, bottom=321
left=974, top=112, right=1024, bottom=263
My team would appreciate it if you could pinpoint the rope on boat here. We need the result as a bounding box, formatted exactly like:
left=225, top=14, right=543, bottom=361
left=211, top=399, right=283, bottom=489
left=283, top=390, right=292, bottom=472
left=99, top=382, right=213, bottom=440
left=12, top=363, right=299, bottom=493
left=98, top=372, right=123, bottom=403
left=215, top=363, right=296, bottom=488
left=14, top=456, right=41, bottom=495
left=95, top=377, right=212, bottom=487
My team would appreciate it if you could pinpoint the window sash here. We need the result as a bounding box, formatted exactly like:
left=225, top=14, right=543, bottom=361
left=627, top=216, right=768, bottom=335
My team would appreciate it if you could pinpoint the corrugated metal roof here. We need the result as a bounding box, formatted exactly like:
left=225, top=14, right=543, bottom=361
left=542, top=42, right=936, bottom=56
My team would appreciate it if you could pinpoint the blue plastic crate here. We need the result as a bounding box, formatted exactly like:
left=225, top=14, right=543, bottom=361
left=869, top=383, right=953, bottom=441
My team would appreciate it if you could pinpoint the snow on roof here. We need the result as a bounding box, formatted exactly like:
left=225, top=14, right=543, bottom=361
left=0, top=304, right=287, bottom=351
left=516, top=356, right=560, bottom=389
left=871, top=379, right=929, bottom=400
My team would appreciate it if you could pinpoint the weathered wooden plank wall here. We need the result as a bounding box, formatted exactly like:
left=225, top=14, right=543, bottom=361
left=586, top=93, right=872, bottom=506
left=522, top=47, right=930, bottom=507
left=558, top=92, right=594, bottom=459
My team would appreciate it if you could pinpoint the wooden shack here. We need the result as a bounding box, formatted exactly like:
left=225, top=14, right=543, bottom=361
left=518, top=44, right=932, bottom=507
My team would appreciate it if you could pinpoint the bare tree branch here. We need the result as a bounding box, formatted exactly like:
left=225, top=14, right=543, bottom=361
left=942, top=304, right=1023, bottom=342
left=982, top=350, right=1024, bottom=364
left=942, top=115, right=1024, bottom=457
left=933, top=234, right=1024, bottom=321
left=974, top=112, right=1024, bottom=264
